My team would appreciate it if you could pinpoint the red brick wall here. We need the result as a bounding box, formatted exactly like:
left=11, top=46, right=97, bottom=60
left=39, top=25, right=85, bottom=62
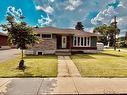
left=0, top=35, right=8, bottom=46
left=33, top=35, right=56, bottom=50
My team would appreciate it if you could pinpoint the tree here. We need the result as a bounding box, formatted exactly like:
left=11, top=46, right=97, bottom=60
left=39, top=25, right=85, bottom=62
left=75, top=22, right=84, bottom=30
left=93, top=24, right=120, bottom=49
left=110, top=16, right=120, bottom=50
left=1, top=15, right=39, bottom=69
left=107, top=25, right=120, bottom=49
left=93, top=24, right=109, bottom=45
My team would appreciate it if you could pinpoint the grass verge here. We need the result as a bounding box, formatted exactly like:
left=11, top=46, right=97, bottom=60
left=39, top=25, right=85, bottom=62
left=71, top=50, right=127, bottom=77
left=0, top=55, right=58, bottom=78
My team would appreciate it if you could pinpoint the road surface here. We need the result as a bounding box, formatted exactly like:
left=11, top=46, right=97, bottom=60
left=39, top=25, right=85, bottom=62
left=0, top=49, right=21, bottom=63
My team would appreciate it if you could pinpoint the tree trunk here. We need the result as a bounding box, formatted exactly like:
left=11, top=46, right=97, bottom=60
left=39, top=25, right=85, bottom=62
left=21, top=49, right=23, bottom=60
left=114, top=46, right=116, bottom=50
left=114, top=34, right=116, bottom=51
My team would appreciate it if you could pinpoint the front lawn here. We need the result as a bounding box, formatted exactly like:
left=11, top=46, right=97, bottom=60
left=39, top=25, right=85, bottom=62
left=120, top=48, right=127, bottom=50
left=0, top=55, right=58, bottom=77
left=71, top=50, right=127, bottom=77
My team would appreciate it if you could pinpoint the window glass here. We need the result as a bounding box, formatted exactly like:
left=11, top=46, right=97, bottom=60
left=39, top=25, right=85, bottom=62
left=81, top=37, right=83, bottom=46
left=88, top=37, right=89, bottom=46
left=36, top=34, right=40, bottom=37
left=84, top=37, right=86, bottom=46
left=74, top=37, right=76, bottom=46
left=42, top=34, right=51, bottom=39
left=78, top=37, right=80, bottom=46
left=63, top=38, right=65, bottom=43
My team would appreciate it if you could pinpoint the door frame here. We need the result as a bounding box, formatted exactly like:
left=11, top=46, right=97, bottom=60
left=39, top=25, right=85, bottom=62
left=62, top=36, right=67, bottom=48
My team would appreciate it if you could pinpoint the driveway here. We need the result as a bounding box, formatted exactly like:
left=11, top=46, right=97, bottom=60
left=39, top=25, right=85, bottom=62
left=0, top=49, right=21, bottom=63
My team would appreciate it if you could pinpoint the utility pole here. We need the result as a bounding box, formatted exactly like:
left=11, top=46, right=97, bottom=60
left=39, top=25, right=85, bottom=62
left=111, top=16, right=117, bottom=50
left=114, top=16, right=117, bottom=50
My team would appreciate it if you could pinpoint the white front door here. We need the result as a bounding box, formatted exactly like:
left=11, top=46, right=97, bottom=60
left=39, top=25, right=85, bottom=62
left=62, top=36, right=67, bottom=48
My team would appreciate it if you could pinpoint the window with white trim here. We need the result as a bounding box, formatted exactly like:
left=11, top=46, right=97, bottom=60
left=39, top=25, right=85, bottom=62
left=73, top=36, right=91, bottom=47
left=73, top=36, right=76, bottom=46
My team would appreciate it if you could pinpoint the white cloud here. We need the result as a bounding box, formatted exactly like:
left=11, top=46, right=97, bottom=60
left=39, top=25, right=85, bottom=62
left=48, top=0, right=54, bottom=2
left=65, top=5, right=75, bottom=11
left=65, top=0, right=82, bottom=11
left=85, top=27, right=94, bottom=33
left=117, top=17, right=127, bottom=30
left=115, top=2, right=127, bottom=17
left=6, top=6, right=23, bottom=17
left=38, top=14, right=52, bottom=26
left=35, top=5, right=54, bottom=14
left=34, top=0, right=113, bottom=28
left=117, top=1, right=124, bottom=7
left=90, top=0, right=127, bottom=36
left=34, top=0, right=127, bottom=35
left=91, top=6, right=117, bottom=25
left=0, top=27, right=2, bottom=32
left=109, top=0, right=116, bottom=3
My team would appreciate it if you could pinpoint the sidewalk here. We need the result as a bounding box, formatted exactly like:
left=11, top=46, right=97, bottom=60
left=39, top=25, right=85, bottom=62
left=0, top=78, right=127, bottom=94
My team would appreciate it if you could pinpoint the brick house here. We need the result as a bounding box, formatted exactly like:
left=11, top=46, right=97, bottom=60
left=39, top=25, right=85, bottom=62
left=26, top=27, right=100, bottom=55
left=0, top=32, right=8, bottom=48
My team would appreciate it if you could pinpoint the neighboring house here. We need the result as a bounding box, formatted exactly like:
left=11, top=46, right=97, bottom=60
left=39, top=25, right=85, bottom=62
left=26, top=27, right=100, bottom=55
left=118, top=36, right=127, bottom=47
left=0, top=32, right=9, bottom=49
left=116, top=32, right=127, bottom=47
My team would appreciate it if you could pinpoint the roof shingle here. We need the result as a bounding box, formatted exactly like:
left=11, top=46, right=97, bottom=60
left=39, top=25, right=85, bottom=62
left=34, top=26, right=100, bottom=36
left=0, top=32, right=8, bottom=36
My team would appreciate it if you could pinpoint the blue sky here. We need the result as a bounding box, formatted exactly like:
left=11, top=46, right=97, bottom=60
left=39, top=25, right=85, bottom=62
left=0, top=0, right=127, bottom=36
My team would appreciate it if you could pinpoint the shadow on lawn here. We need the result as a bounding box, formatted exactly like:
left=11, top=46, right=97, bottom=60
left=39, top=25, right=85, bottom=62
left=16, top=72, right=34, bottom=77
left=72, top=54, right=96, bottom=59
left=23, top=55, right=57, bottom=59
left=100, top=53, right=124, bottom=57
left=71, top=52, right=125, bottom=60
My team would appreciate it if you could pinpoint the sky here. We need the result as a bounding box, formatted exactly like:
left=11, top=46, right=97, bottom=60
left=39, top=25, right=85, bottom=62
left=0, top=0, right=127, bottom=36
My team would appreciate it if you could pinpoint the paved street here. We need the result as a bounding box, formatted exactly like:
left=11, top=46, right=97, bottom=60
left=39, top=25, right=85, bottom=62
left=0, top=49, right=21, bottom=63
left=0, top=78, right=127, bottom=95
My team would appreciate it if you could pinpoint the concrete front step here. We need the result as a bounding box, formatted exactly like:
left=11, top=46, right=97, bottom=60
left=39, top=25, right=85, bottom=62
left=55, top=49, right=71, bottom=55
left=55, top=52, right=71, bottom=56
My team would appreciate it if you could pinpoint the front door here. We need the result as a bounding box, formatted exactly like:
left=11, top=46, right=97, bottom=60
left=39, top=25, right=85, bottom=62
left=62, top=36, right=67, bottom=48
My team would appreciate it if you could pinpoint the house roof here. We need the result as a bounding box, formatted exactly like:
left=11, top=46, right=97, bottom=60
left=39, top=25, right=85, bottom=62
left=34, top=26, right=100, bottom=37
left=0, top=32, right=8, bottom=37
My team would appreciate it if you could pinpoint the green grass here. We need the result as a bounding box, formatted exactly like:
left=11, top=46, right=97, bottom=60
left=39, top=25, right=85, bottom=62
left=120, top=47, right=127, bottom=50
left=0, top=55, right=58, bottom=77
left=71, top=50, right=127, bottom=77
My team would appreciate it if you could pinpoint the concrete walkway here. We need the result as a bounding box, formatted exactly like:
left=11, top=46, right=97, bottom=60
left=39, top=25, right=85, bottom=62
left=1, top=78, right=127, bottom=94
left=58, top=56, right=81, bottom=77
